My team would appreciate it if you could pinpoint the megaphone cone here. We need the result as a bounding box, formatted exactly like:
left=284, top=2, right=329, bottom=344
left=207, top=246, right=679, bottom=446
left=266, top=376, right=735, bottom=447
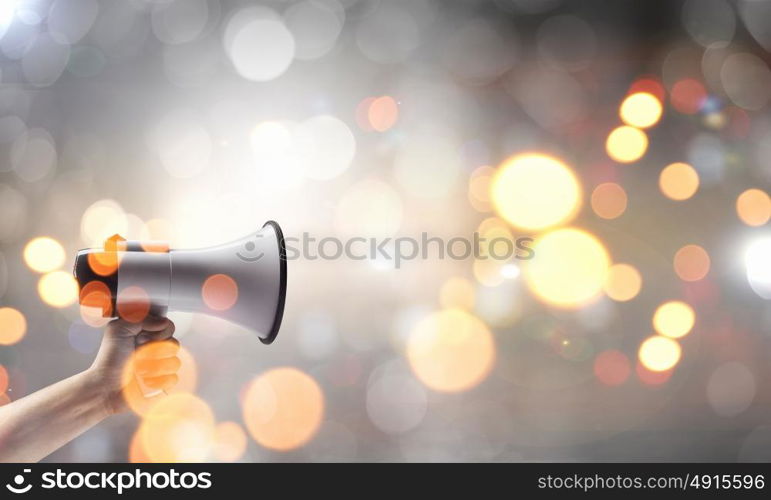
left=73, top=221, right=287, bottom=343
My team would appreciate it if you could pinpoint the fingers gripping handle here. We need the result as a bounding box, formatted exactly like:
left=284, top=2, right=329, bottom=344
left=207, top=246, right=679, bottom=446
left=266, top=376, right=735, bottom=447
left=134, top=341, right=164, bottom=398
left=134, top=306, right=169, bottom=398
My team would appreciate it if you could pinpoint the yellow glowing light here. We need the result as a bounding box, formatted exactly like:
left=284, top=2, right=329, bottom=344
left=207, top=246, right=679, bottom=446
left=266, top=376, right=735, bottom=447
left=736, top=188, right=771, bottom=227
left=214, top=421, right=248, bottom=462
left=129, top=429, right=150, bottom=463
left=141, top=218, right=176, bottom=241
left=80, top=199, right=128, bottom=247
left=590, top=182, right=627, bottom=219
left=524, top=228, right=610, bottom=309
left=0, top=307, right=27, bottom=346
left=250, top=121, right=292, bottom=157
left=673, top=244, right=710, bottom=282
left=490, top=153, right=582, bottom=231
left=476, top=217, right=515, bottom=259
left=605, top=126, right=648, bottom=163
left=242, top=367, right=324, bottom=451
left=638, top=335, right=681, bottom=372
left=604, top=263, right=642, bottom=302
left=87, top=251, right=120, bottom=277
left=38, top=271, right=78, bottom=308
left=653, top=301, right=695, bottom=339
left=439, top=277, right=475, bottom=310
left=472, top=258, right=505, bottom=287
left=139, top=392, right=216, bottom=463
left=659, top=162, right=699, bottom=201
left=407, top=309, right=495, bottom=392
left=23, top=237, right=65, bottom=273
left=468, top=165, right=494, bottom=212
left=619, top=92, right=663, bottom=129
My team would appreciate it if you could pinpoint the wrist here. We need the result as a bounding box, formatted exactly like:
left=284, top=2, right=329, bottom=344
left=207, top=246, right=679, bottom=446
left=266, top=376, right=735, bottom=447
left=78, top=368, right=119, bottom=418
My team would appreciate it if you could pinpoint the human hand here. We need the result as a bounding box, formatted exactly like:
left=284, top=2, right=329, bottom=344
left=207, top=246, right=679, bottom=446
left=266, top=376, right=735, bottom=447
left=88, top=316, right=180, bottom=415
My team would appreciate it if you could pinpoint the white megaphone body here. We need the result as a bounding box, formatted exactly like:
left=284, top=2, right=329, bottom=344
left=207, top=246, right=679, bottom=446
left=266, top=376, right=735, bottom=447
left=73, top=221, right=287, bottom=344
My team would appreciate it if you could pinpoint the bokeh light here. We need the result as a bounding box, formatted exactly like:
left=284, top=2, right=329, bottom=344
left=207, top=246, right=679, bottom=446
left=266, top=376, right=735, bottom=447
left=745, top=237, right=771, bottom=299
left=524, top=228, right=610, bottom=309
left=605, top=125, right=648, bottom=163
left=593, top=349, right=631, bottom=386
left=116, top=286, right=151, bottom=323
left=355, top=3, right=419, bottom=64
left=394, top=129, right=462, bottom=199
left=707, top=362, right=756, bottom=418
left=636, top=361, right=674, bottom=386
left=79, top=280, right=113, bottom=327
left=38, top=271, right=78, bottom=308
left=736, top=188, right=771, bottom=227
left=0, top=364, right=8, bottom=394
left=366, top=369, right=427, bottom=435
left=490, top=152, right=582, bottom=231
left=87, top=250, right=120, bottom=277
left=591, top=182, right=627, bottom=219
left=638, top=336, right=682, bottom=372
left=139, top=392, right=215, bottom=462
left=476, top=217, right=515, bottom=260
left=721, top=53, right=771, bottom=111
left=226, top=14, right=295, bottom=82
left=128, top=429, right=149, bottom=463
left=603, top=263, right=642, bottom=302
left=473, top=258, right=506, bottom=287
left=468, top=165, right=495, bottom=212
left=439, top=277, right=475, bottom=311
left=202, top=274, right=239, bottom=312
left=299, top=115, right=356, bottom=181
left=285, top=0, right=344, bottom=61
left=619, top=92, right=663, bottom=128
left=242, top=367, right=324, bottom=451
left=673, top=244, right=710, bottom=282
left=367, top=96, right=399, bottom=132
left=406, top=309, right=495, bottom=392
left=80, top=199, right=128, bottom=247
left=23, top=236, right=65, bottom=273
left=653, top=301, right=695, bottom=339
left=213, top=421, right=248, bottom=462
left=670, top=78, right=706, bottom=114
left=628, top=77, right=666, bottom=101
left=250, top=120, right=305, bottom=190
left=0, top=307, right=26, bottom=345
left=659, top=162, right=700, bottom=201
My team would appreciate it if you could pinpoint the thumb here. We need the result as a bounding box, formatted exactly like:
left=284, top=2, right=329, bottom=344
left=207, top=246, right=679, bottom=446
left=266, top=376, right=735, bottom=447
left=104, top=318, right=143, bottom=340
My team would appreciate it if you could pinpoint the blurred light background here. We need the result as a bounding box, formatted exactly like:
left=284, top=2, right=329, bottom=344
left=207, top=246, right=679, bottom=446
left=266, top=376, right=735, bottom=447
left=1, top=0, right=771, bottom=462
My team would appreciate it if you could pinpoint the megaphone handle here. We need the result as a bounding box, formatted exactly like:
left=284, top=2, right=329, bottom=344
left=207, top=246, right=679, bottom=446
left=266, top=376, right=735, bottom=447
left=134, top=306, right=169, bottom=398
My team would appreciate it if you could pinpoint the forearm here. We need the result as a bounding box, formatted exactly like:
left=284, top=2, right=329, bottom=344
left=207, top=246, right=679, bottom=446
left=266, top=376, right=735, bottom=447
left=0, top=370, right=110, bottom=462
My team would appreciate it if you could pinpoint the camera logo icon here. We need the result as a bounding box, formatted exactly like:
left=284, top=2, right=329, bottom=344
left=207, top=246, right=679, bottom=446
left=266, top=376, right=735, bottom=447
left=6, top=469, right=32, bottom=494
left=236, top=233, right=264, bottom=262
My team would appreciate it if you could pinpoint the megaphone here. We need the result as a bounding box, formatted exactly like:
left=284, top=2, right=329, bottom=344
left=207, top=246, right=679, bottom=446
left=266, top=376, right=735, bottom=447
left=72, top=221, right=287, bottom=344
